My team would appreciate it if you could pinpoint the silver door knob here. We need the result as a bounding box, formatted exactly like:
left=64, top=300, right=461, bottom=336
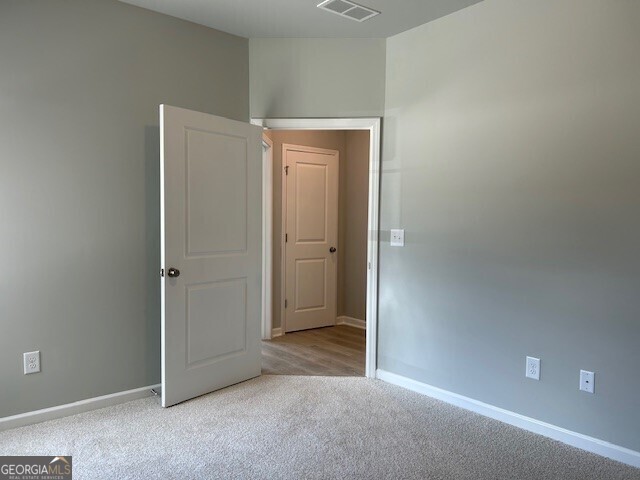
left=168, top=268, right=180, bottom=278
left=329, top=247, right=337, bottom=253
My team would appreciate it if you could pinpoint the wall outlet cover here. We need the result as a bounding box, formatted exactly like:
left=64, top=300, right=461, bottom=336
left=23, top=351, right=41, bottom=375
left=390, top=229, right=405, bottom=247
left=580, top=370, right=595, bottom=393
left=526, top=356, right=540, bottom=380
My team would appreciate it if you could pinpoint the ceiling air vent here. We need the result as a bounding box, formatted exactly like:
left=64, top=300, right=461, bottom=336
left=317, top=0, right=380, bottom=23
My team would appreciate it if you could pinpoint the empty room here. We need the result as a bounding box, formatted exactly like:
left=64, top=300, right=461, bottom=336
left=1, top=1, right=639, bottom=479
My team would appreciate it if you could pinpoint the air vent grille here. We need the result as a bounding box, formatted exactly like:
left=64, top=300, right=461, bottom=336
left=317, top=0, right=380, bottom=23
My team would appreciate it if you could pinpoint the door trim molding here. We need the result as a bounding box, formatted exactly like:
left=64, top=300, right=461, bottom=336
left=261, top=135, right=274, bottom=340
left=252, top=118, right=381, bottom=379
left=377, top=369, right=640, bottom=468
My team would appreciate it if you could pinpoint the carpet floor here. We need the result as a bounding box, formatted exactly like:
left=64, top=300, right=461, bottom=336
left=0, top=376, right=637, bottom=480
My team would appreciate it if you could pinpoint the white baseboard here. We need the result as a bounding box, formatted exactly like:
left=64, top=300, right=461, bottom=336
left=271, top=327, right=283, bottom=338
left=0, top=384, right=161, bottom=432
left=376, top=369, right=640, bottom=469
left=337, top=316, right=366, bottom=330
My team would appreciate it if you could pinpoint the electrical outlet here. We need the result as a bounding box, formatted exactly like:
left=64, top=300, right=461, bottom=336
left=580, top=370, right=595, bottom=393
left=23, top=351, right=41, bottom=375
left=526, top=356, right=540, bottom=380
left=390, top=229, right=405, bottom=247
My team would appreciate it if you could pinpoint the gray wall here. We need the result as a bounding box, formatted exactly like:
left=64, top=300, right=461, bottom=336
left=0, top=0, right=248, bottom=418
left=266, top=130, right=369, bottom=329
left=249, top=38, right=386, bottom=118
left=380, top=0, right=640, bottom=451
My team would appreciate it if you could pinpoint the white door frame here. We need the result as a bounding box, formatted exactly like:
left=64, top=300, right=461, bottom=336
left=261, top=135, right=274, bottom=341
left=252, top=117, right=381, bottom=379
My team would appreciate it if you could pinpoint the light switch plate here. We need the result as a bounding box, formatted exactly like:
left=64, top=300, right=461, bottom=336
left=390, top=229, right=405, bottom=247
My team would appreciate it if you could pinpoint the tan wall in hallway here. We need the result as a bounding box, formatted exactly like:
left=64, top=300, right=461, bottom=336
left=267, top=130, right=369, bottom=329
left=342, top=131, right=370, bottom=322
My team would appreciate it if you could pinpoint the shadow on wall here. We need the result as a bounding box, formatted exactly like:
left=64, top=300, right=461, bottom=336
left=145, top=126, right=161, bottom=384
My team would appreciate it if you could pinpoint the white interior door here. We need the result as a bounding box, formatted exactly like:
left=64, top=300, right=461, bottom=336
left=284, top=144, right=339, bottom=332
left=161, top=105, right=262, bottom=408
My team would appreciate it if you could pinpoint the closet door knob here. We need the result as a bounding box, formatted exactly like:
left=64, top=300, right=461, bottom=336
left=329, top=247, right=337, bottom=253
left=167, top=268, right=180, bottom=278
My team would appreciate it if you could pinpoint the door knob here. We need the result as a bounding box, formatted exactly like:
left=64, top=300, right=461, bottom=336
left=167, top=268, right=180, bottom=278
left=329, top=247, right=337, bottom=253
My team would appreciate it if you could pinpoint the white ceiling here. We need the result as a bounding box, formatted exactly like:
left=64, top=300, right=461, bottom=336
left=120, top=0, right=484, bottom=38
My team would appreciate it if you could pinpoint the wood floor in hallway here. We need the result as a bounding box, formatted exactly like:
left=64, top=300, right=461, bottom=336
left=262, top=325, right=365, bottom=376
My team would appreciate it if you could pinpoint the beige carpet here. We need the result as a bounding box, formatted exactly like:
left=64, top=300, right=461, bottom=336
left=0, top=376, right=637, bottom=479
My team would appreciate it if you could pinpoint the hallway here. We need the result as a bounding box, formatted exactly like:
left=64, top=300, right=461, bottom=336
left=261, top=325, right=365, bottom=376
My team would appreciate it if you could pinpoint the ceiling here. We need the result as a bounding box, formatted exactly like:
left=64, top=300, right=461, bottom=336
left=119, top=0, right=484, bottom=38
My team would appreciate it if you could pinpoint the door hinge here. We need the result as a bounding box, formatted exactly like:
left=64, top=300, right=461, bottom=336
left=285, top=233, right=288, bottom=243
left=160, top=268, right=165, bottom=277
left=285, top=299, right=288, bottom=309
left=285, top=165, right=289, bottom=175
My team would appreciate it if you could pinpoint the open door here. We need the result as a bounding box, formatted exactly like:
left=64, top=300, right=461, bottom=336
left=160, top=105, right=262, bottom=407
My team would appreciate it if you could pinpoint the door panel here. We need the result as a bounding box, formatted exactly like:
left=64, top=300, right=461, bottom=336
left=186, top=279, right=246, bottom=367
left=296, top=163, right=327, bottom=242
left=161, top=105, right=262, bottom=408
left=185, top=129, right=247, bottom=256
left=284, top=145, right=339, bottom=332
left=295, top=258, right=326, bottom=311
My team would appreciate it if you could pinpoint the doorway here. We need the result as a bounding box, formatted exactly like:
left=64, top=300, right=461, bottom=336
left=160, top=108, right=380, bottom=408
left=253, top=118, right=381, bottom=379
